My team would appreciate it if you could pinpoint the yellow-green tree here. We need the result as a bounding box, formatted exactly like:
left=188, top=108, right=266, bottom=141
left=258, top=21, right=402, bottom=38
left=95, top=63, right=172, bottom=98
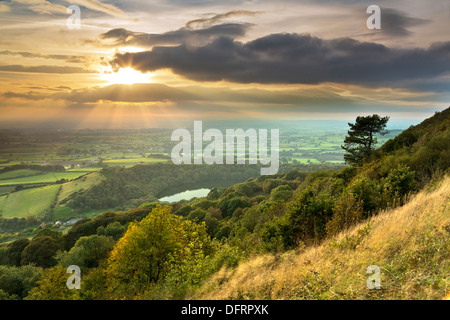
left=26, top=266, right=79, bottom=300
left=105, top=205, right=213, bottom=298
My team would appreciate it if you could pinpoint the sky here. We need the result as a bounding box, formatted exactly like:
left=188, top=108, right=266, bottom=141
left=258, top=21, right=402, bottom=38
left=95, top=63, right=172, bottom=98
left=0, top=0, right=449, bottom=129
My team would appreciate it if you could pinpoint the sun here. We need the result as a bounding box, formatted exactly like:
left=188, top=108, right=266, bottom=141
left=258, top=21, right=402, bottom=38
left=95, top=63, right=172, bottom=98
left=101, top=67, right=151, bottom=85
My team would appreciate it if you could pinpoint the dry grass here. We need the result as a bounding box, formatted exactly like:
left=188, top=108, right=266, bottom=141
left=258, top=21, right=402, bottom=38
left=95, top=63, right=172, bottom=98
left=191, top=176, right=450, bottom=300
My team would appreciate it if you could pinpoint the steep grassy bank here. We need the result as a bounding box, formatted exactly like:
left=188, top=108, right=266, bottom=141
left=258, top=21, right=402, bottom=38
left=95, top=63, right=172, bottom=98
left=191, top=175, right=450, bottom=300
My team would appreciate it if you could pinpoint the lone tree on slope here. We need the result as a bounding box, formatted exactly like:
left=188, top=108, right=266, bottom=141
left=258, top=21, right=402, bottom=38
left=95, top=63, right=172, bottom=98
left=341, top=114, right=390, bottom=165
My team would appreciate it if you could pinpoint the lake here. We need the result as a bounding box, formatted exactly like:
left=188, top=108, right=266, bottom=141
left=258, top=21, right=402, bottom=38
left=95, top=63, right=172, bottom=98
left=159, top=188, right=211, bottom=203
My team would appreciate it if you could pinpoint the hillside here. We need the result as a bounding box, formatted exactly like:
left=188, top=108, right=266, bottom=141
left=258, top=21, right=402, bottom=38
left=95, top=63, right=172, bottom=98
left=191, top=175, right=450, bottom=300
left=360, top=108, right=450, bottom=184
left=1, top=108, right=448, bottom=300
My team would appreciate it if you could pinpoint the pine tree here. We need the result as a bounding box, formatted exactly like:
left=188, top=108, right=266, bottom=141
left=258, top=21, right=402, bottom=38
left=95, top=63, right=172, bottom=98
left=341, top=115, right=389, bottom=165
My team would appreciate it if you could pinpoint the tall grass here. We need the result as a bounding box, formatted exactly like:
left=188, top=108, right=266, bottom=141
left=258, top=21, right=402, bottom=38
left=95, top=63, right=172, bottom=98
left=192, top=175, right=450, bottom=300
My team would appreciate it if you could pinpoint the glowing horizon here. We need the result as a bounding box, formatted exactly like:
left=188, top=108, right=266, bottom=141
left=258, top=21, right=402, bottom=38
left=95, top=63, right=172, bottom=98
left=0, top=0, right=449, bottom=128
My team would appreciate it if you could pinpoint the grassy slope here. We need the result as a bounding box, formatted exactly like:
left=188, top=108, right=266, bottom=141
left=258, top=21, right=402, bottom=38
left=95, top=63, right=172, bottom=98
left=0, top=171, right=91, bottom=186
left=0, top=185, right=60, bottom=218
left=192, top=175, right=450, bottom=300
left=57, top=171, right=105, bottom=204
left=0, top=169, right=39, bottom=180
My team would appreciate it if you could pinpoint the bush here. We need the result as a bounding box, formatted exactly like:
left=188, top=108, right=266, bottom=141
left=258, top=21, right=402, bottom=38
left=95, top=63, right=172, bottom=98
left=347, top=176, right=382, bottom=215
left=270, top=185, right=293, bottom=202
left=285, top=188, right=334, bottom=246
left=326, top=192, right=364, bottom=236
left=382, top=164, right=417, bottom=206
left=58, top=235, right=115, bottom=270
left=260, top=217, right=290, bottom=252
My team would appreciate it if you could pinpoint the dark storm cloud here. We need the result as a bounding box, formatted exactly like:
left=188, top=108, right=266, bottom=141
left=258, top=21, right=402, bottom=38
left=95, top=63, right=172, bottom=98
left=98, top=10, right=256, bottom=48
left=110, top=33, right=450, bottom=88
left=378, top=8, right=430, bottom=37
left=185, top=10, right=258, bottom=29
left=99, top=23, right=251, bottom=47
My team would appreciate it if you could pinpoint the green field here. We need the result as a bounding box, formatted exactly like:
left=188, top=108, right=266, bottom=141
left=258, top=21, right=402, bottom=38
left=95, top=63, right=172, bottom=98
left=0, top=171, right=91, bottom=186
left=0, top=186, right=15, bottom=196
left=290, top=158, right=322, bottom=164
left=0, top=126, right=405, bottom=223
left=102, top=157, right=169, bottom=167
left=0, top=185, right=60, bottom=218
left=57, top=171, right=105, bottom=203
left=0, top=169, right=40, bottom=180
left=51, top=206, right=74, bottom=220
left=66, top=167, right=101, bottom=172
left=52, top=206, right=114, bottom=222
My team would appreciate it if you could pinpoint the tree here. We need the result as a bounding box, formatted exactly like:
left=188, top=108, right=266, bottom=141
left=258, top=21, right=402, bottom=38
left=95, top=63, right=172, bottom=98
left=97, top=221, right=126, bottom=241
left=58, top=235, right=115, bottom=270
left=26, top=266, right=79, bottom=300
left=270, top=185, right=294, bottom=202
left=285, top=187, right=334, bottom=246
left=20, top=236, right=61, bottom=268
left=0, top=265, right=42, bottom=299
left=341, top=115, right=389, bottom=165
left=34, top=228, right=63, bottom=241
left=5, top=238, right=30, bottom=266
left=105, top=205, right=213, bottom=297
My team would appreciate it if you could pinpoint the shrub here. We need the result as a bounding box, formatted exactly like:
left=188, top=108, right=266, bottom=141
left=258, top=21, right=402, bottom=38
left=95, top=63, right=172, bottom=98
left=382, top=164, right=417, bottom=206
left=347, top=176, right=382, bottom=215
left=58, top=235, right=115, bottom=270
left=326, top=192, right=364, bottom=236
left=260, top=217, right=290, bottom=252
left=285, top=188, right=334, bottom=246
left=270, top=185, right=294, bottom=202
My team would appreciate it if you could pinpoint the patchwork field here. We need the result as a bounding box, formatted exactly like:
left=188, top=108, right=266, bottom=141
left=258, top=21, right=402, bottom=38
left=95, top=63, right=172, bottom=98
left=0, top=185, right=60, bottom=218
left=57, top=171, right=106, bottom=203
left=0, top=171, right=91, bottom=186
left=0, top=169, right=40, bottom=180
left=0, top=126, right=406, bottom=225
